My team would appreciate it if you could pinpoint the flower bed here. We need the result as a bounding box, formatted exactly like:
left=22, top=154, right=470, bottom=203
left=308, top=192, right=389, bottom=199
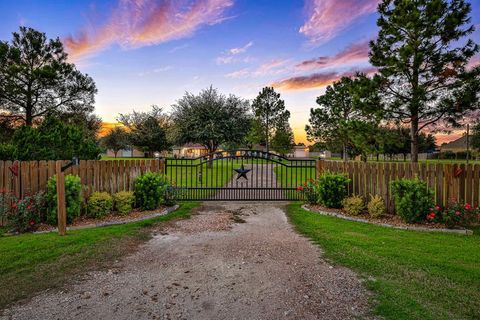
left=304, top=204, right=475, bottom=235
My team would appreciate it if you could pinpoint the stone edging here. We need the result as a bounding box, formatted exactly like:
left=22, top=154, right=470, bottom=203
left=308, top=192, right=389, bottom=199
left=34, top=205, right=180, bottom=234
left=301, top=205, right=473, bottom=236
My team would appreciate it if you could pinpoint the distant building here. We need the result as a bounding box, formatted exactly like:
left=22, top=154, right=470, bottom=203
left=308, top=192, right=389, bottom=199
left=105, top=147, right=145, bottom=158
left=440, top=135, right=472, bottom=152
left=172, top=143, right=209, bottom=158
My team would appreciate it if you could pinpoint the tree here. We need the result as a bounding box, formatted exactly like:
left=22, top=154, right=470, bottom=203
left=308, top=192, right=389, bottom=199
left=117, top=106, right=171, bottom=157
left=0, top=27, right=97, bottom=126
left=271, top=120, right=295, bottom=156
left=171, top=87, right=251, bottom=156
left=251, top=87, right=290, bottom=153
left=10, top=116, right=101, bottom=160
left=306, top=76, right=382, bottom=161
left=370, top=0, right=480, bottom=162
left=101, top=126, right=129, bottom=158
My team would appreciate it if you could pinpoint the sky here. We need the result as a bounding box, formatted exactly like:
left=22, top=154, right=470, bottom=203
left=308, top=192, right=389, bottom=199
left=0, top=0, right=479, bottom=145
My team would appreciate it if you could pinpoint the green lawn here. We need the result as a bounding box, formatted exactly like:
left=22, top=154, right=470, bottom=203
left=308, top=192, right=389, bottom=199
left=0, top=202, right=198, bottom=310
left=274, top=166, right=316, bottom=188
left=287, top=203, right=480, bottom=320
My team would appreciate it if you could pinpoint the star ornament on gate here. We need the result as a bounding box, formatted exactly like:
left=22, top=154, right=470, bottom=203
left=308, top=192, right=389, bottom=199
left=234, top=164, right=251, bottom=180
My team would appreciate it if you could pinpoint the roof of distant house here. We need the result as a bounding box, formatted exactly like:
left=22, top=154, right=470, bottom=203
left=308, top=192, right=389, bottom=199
left=440, top=135, right=472, bottom=150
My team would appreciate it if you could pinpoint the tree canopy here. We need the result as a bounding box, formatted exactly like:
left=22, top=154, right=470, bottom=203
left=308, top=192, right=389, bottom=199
left=117, top=106, right=171, bottom=157
left=370, top=0, right=480, bottom=162
left=101, top=126, right=129, bottom=158
left=251, top=87, right=290, bottom=153
left=171, top=87, right=251, bottom=154
left=0, top=27, right=97, bottom=127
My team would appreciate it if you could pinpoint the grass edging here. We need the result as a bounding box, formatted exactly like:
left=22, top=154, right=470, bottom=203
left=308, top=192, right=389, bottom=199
left=302, top=204, right=473, bottom=235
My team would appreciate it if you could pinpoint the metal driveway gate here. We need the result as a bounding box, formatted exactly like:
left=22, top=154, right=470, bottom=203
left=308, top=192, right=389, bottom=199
left=165, top=150, right=316, bottom=201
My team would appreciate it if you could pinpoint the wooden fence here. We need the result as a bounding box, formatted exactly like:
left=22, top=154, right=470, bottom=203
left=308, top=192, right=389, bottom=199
left=0, top=160, right=165, bottom=201
left=318, top=160, right=480, bottom=213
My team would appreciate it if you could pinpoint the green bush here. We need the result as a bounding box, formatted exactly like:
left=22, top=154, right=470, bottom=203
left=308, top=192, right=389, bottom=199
left=367, top=194, right=386, bottom=218
left=391, top=179, right=434, bottom=223
left=317, top=172, right=350, bottom=208
left=342, top=195, right=364, bottom=215
left=46, top=174, right=82, bottom=225
left=0, top=144, right=14, bottom=160
left=134, top=172, right=173, bottom=210
left=113, top=191, right=135, bottom=215
left=296, top=179, right=319, bottom=204
left=87, top=192, right=113, bottom=218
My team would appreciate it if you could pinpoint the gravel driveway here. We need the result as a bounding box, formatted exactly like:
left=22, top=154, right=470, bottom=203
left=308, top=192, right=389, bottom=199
left=2, top=202, right=372, bottom=320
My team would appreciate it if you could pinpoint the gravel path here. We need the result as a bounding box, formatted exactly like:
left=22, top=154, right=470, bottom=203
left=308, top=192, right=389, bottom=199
left=1, top=202, right=372, bottom=320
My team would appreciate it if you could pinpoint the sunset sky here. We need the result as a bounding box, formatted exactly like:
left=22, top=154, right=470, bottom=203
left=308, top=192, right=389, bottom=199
left=1, top=0, right=479, bottom=145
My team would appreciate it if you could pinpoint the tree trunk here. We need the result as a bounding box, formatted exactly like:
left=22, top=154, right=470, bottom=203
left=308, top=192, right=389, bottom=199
left=410, top=114, right=419, bottom=163
left=342, top=143, right=347, bottom=162
left=114, top=150, right=118, bottom=158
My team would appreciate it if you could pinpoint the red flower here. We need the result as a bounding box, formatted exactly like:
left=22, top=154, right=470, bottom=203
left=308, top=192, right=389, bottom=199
left=465, top=203, right=472, bottom=210
left=435, top=205, right=440, bottom=210
left=29, top=220, right=35, bottom=226
left=11, top=203, right=17, bottom=209
left=297, top=186, right=304, bottom=191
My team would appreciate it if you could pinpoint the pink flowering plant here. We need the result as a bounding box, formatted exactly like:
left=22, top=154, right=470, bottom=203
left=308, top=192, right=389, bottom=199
left=0, top=189, right=46, bottom=233
left=426, top=201, right=478, bottom=228
left=296, top=179, right=319, bottom=204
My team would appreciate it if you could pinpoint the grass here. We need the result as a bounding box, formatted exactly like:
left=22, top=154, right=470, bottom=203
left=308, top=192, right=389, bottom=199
left=287, top=203, right=480, bottom=320
left=274, top=166, right=316, bottom=188
left=0, top=202, right=199, bottom=310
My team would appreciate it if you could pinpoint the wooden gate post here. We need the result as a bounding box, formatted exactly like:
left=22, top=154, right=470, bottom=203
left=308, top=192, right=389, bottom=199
left=316, top=159, right=325, bottom=178
left=55, top=161, right=67, bottom=236
left=159, top=159, right=165, bottom=174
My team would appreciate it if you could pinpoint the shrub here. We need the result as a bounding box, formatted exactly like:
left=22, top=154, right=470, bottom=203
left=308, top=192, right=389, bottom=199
left=367, top=194, right=386, bottom=218
left=427, top=202, right=479, bottom=228
left=391, top=179, right=434, bottom=223
left=46, top=174, right=82, bottom=225
left=342, top=195, right=364, bottom=215
left=0, top=190, right=46, bottom=233
left=0, top=144, right=14, bottom=160
left=316, top=172, right=350, bottom=208
left=113, top=191, right=135, bottom=215
left=134, top=172, right=173, bottom=210
left=87, top=192, right=113, bottom=218
left=296, top=179, right=319, bottom=204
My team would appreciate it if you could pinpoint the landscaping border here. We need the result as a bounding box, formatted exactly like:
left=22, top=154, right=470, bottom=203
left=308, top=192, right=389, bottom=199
left=301, top=205, right=473, bottom=235
left=34, top=205, right=180, bottom=234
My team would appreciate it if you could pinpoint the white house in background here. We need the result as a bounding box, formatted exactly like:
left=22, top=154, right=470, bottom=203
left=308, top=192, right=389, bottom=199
left=105, top=147, right=145, bottom=158
left=172, top=143, right=209, bottom=158
left=290, top=145, right=310, bottom=158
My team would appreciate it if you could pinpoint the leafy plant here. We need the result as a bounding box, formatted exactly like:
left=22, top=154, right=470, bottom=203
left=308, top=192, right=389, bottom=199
left=0, top=190, right=46, bottom=233
left=113, top=191, right=135, bottom=215
left=367, top=194, right=386, bottom=218
left=87, top=192, right=113, bottom=218
left=47, top=174, right=82, bottom=225
left=427, top=202, right=479, bottom=228
left=342, top=195, right=364, bottom=216
left=134, top=172, right=172, bottom=210
left=316, top=172, right=350, bottom=208
left=391, top=179, right=434, bottom=223
left=296, top=179, right=319, bottom=204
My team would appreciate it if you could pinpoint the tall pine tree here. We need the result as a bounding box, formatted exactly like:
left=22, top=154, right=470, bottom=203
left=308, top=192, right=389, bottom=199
left=370, top=0, right=480, bottom=162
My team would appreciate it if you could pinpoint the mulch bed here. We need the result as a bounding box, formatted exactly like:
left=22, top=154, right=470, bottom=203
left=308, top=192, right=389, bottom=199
left=35, top=206, right=168, bottom=232
left=307, top=204, right=476, bottom=234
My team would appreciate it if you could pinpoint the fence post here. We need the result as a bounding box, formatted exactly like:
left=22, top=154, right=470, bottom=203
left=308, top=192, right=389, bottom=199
left=159, top=159, right=165, bottom=174
left=55, top=161, right=67, bottom=236
left=316, top=159, right=325, bottom=178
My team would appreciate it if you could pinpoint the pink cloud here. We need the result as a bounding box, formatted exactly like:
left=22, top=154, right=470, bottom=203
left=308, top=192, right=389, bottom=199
left=65, top=0, right=234, bottom=61
left=225, top=59, right=290, bottom=78
left=296, top=40, right=371, bottom=71
left=272, top=67, right=377, bottom=91
left=299, top=0, right=380, bottom=45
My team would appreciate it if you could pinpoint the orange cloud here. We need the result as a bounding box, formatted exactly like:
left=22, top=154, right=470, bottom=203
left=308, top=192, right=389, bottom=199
left=299, top=0, right=379, bottom=45
left=65, top=0, right=234, bottom=61
left=295, top=40, right=371, bottom=71
left=272, top=67, right=377, bottom=91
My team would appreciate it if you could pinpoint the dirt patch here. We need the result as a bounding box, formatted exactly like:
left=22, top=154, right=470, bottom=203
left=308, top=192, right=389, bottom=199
left=2, top=202, right=373, bottom=320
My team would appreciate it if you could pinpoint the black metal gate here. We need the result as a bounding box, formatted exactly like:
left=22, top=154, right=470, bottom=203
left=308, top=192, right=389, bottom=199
left=165, top=150, right=316, bottom=201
